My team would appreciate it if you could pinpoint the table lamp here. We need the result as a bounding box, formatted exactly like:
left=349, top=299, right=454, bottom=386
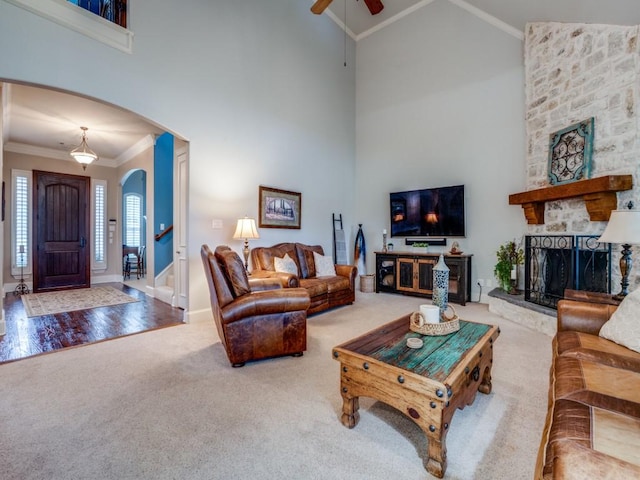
left=597, top=202, right=640, bottom=300
left=233, top=217, right=260, bottom=272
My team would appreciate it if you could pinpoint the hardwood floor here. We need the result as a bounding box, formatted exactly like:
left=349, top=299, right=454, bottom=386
left=0, top=283, right=184, bottom=365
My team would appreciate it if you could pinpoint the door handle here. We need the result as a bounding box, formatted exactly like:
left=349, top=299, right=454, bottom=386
left=80, top=237, right=86, bottom=248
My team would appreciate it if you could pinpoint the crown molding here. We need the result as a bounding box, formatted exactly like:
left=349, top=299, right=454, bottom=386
left=116, top=134, right=156, bottom=166
left=334, top=0, right=524, bottom=42
left=447, top=0, right=524, bottom=41
left=357, top=0, right=438, bottom=41
left=4, top=141, right=117, bottom=167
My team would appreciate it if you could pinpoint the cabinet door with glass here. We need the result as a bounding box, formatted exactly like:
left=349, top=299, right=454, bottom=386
left=396, top=257, right=435, bottom=294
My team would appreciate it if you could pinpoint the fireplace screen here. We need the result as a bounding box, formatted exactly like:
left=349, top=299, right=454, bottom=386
left=524, top=235, right=611, bottom=309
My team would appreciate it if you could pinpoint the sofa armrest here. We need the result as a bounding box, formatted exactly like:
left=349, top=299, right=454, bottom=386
left=221, top=288, right=311, bottom=325
left=556, top=299, right=617, bottom=335
left=249, top=277, right=283, bottom=291
left=335, top=264, right=358, bottom=291
left=250, top=270, right=300, bottom=288
left=335, top=264, right=357, bottom=280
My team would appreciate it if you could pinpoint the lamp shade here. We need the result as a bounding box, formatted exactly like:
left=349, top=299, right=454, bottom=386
left=233, top=217, right=260, bottom=239
left=598, top=209, right=640, bottom=245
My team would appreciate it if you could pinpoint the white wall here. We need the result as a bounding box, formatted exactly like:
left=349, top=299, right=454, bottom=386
left=0, top=0, right=356, bottom=318
left=355, top=0, right=527, bottom=300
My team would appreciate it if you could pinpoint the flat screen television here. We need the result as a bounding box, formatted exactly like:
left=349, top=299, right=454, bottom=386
left=390, top=185, right=465, bottom=237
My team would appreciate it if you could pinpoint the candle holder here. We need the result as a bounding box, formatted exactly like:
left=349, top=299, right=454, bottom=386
left=382, top=232, right=388, bottom=252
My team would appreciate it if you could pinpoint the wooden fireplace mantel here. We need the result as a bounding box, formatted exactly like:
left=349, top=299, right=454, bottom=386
left=508, top=175, right=633, bottom=225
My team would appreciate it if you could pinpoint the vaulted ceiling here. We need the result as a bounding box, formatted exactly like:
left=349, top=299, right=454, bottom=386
left=327, top=0, right=640, bottom=38
left=3, top=0, right=640, bottom=164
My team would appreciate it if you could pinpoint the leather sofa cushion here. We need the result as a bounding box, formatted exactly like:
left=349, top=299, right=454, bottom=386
left=299, top=278, right=328, bottom=297
left=323, top=275, right=351, bottom=293
left=295, top=243, right=323, bottom=279
left=552, top=440, right=640, bottom=480
left=215, top=247, right=250, bottom=298
left=553, top=356, right=640, bottom=418
left=547, top=399, right=640, bottom=474
left=556, top=331, right=640, bottom=373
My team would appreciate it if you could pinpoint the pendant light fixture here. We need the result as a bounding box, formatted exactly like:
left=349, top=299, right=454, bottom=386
left=70, top=126, right=98, bottom=170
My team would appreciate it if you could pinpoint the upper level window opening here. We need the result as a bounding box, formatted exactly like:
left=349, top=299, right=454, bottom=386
left=67, top=0, right=127, bottom=28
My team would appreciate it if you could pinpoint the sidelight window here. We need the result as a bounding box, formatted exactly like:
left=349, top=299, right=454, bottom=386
left=12, top=169, right=32, bottom=276
left=92, top=179, right=107, bottom=270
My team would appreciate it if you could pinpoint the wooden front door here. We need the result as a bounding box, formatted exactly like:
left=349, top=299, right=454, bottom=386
left=33, top=171, right=90, bottom=292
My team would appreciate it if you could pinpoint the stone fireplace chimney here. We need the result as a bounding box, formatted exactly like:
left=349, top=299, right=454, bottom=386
left=524, top=22, right=640, bottom=290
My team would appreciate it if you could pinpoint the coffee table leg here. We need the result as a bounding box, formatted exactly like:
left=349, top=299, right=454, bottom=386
left=426, top=432, right=448, bottom=478
left=478, top=365, right=493, bottom=395
left=340, top=393, right=360, bottom=428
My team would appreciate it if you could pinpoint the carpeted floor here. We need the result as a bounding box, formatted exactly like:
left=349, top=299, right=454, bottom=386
left=21, top=286, right=138, bottom=317
left=0, top=292, right=552, bottom=479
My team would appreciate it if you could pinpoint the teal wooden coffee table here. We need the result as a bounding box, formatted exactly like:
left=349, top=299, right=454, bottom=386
left=332, top=314, right=500, bottom=478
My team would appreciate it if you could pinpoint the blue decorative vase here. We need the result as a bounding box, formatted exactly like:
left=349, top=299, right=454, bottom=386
left=432, top=254, right=450, bottom=319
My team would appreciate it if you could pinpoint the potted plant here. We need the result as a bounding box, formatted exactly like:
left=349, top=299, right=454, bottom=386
left=412, top=241, right=429, bottom=253
left=494, top=240, right=524, bottom=294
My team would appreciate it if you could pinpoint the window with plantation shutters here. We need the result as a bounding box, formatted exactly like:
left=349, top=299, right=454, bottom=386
left=124, top=193, right=142, bottom=247
left=12, top=169, right=32, bottom=275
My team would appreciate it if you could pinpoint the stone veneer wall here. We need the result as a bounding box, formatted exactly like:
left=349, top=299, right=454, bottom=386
left=524, top=22, right=640, bottom=289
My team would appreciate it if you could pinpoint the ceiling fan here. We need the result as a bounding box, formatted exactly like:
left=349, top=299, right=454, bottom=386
left=311, top=0, right=384, bottom=16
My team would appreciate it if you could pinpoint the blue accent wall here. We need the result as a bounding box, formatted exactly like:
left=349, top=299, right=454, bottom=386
left=154, top=133, right=174, bottom=274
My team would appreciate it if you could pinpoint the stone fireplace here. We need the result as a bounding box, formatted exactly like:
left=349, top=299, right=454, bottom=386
left=490, top=22, right=639, bottom=335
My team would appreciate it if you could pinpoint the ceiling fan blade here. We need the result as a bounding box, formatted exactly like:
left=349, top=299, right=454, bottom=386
left=311, top=0, right=334, bottom=15
left=363, top=0, right=384, bottom=15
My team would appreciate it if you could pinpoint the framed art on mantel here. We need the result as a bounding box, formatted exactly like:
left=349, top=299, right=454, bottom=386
left=259, top=186, right=301, bottom=229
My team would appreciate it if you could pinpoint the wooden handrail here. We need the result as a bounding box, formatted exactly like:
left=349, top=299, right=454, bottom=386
left=155, top=224, right=173, bottom=241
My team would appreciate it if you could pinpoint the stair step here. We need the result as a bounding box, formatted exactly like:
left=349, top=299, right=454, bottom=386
left=155, top=285, right=174, bottom=305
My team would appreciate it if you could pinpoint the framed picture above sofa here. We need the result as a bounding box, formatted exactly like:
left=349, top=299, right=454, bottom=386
left=259, top=186, right=301, bottom=229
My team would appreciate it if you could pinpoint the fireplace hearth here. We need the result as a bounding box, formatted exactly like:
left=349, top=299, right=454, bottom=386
left=524, top=235, right=611, bottom=309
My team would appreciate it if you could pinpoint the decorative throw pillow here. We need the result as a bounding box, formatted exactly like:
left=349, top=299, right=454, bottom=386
left=599, top=287, right=640, bottom=353
left=313, top=251, right=336, bottom=277
left=274, top=254, right=298, bottom=275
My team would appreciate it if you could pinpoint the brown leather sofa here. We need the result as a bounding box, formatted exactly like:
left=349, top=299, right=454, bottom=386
left=536, top=298, right=640, bottom=479
left=250, top=242, right=357, bottom=315
left=201, top=244, right=310, bottom=367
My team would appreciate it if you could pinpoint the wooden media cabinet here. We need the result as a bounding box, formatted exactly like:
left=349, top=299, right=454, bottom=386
left=375, top=251, right=472, bottom=305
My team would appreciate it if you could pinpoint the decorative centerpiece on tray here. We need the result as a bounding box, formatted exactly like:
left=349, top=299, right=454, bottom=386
left=432, top=253, right=450, bottom=315
left=410, top=304, right=459, bottom=336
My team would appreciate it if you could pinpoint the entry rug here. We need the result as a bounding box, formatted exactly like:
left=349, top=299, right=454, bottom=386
left=22, top=286, right=138, bottom=317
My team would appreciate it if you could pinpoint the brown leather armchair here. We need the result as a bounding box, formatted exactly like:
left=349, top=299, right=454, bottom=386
left=201, top=244, right=311, bottom=367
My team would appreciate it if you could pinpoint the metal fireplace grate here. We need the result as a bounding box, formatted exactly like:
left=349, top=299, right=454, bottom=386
left=524, top=235, right=611, bottom=309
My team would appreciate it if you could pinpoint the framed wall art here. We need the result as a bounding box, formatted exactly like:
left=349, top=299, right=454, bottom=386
left=258, top=186, right=301, bottom=229
left=548, top=117, right=594, bottom=185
